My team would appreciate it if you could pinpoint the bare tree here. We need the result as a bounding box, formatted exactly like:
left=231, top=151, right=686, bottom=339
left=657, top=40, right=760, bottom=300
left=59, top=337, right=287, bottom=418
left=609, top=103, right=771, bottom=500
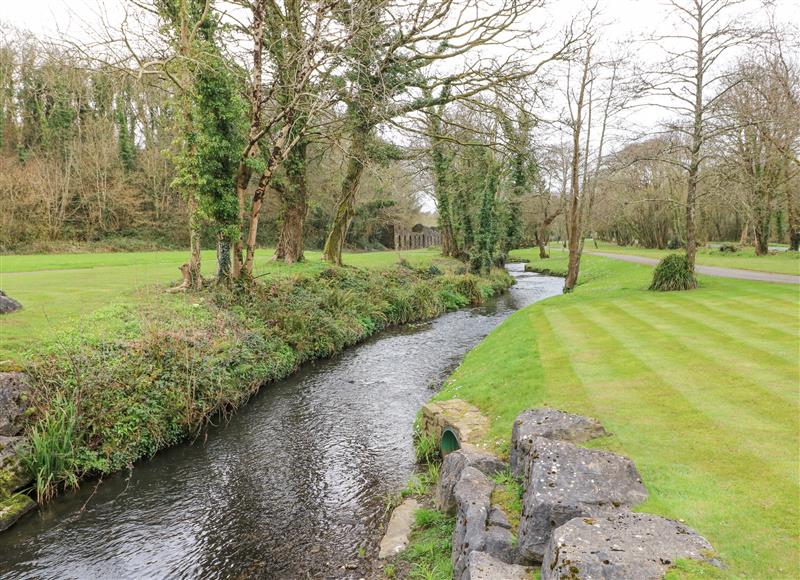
left=648, top=0, right=757, bottom=275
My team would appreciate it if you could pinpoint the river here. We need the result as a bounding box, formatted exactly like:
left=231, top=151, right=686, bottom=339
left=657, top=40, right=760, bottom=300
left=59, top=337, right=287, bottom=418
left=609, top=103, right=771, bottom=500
left=0, top=264, right=563, bottom=579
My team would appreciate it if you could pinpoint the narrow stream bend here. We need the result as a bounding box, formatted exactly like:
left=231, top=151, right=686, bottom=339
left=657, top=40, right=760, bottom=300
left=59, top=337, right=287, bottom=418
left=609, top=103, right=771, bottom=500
left=0, top=265, right=563, bottom=579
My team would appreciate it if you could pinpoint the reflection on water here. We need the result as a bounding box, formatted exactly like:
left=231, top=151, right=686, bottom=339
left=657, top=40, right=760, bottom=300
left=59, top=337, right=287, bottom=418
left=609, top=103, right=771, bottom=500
left=0, top=264, right=563, bottom=579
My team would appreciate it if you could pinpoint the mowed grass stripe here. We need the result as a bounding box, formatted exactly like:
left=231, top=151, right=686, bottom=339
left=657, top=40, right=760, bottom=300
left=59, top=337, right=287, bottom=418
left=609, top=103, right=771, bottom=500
left=588, top=301, right=799, bottom=476
left=622, top=297, right=800, bottom=391
left=530, top=311, right=603, bottom=417
left=546, top=304, right=791, bottom=484
left=661, top=288, right=799, bottom=338
left=718, top=291, right=799, bottom=322
left=655, top=284, right=799, bottom=336
left=655, top=292, right=799, bottom=359
left=544, top=302, right=798, bottom=576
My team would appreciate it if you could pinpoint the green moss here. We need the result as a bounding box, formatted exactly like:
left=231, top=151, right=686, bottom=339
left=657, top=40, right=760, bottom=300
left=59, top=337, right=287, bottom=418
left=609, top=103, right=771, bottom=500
left=0, top=492, right=35, bottom=532
left=666, top=559, right=726, bottom=579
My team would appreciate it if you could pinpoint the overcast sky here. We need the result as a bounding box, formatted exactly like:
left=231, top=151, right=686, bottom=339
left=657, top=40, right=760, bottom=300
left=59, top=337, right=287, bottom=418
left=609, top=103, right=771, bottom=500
left=6, top=0, right=797, bottom=40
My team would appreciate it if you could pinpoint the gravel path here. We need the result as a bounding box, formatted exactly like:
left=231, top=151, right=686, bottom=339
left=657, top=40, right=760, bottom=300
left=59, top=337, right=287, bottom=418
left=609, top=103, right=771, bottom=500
left=589, top=252, right=800, bottom=285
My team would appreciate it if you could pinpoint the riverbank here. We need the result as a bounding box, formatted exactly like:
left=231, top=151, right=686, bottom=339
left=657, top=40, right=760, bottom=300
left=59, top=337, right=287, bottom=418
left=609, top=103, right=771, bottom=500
left=1, top=257, right=513, bottom=522
left=392, top=250, right=799, bottom=578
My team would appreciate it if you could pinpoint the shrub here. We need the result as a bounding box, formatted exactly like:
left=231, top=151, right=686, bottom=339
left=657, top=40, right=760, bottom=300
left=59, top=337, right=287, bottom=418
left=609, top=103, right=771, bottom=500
left=649, top=254, right=697, bottom=291
left=719, top=243, right=739, bottom=253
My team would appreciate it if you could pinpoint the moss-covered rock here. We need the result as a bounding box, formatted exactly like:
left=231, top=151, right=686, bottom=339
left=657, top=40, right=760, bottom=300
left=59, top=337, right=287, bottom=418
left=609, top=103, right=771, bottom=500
left=0, top=493, right=35, bottom=532
left=0, top=436, right=31, bottom=496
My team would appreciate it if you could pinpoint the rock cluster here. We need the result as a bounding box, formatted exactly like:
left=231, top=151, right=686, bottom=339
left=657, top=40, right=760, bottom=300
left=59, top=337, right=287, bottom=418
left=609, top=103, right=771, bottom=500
left=510, top=407, right=607, bottom=477
left=430, top=407, right=716, bottom=580
left=436, top=445, right=504, bottom=515
left=512, top=408, right=715, bottom=578
left=450, top=467, right=527, bottom=580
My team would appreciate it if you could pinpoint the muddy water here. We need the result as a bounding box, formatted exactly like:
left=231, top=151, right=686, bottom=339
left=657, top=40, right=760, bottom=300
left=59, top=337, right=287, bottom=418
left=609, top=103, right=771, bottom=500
left=0, top=265, right=562, bottom=579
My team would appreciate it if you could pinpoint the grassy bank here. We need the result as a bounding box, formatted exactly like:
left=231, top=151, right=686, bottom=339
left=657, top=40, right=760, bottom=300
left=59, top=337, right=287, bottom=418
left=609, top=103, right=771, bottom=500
left=425, top=250, right=799, bottom=578
left=579, top=240, right=800, bottom=275
left=14, top=257, right=513, bottom=503
left=0, top=248, right=449, bottom=359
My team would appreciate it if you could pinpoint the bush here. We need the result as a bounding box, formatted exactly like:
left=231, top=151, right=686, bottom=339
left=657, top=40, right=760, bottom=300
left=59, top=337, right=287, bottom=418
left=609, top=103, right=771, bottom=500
left=719, top=243, right=739, bottom=253
left=649, top=254, right=697, bottom=291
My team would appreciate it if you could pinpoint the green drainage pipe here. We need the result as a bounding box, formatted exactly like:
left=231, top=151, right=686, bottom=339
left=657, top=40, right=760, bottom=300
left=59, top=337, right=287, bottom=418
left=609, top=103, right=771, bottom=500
left=440, top=427, right=461, bottom=456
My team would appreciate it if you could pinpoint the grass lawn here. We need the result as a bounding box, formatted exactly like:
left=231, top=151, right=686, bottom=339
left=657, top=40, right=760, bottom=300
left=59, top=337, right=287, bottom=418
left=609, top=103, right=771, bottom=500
left=436, top=249, right=800, bottom=578
left=0, top=247, right=452, bottom=361
left=578, top=240, right=800, bottom=275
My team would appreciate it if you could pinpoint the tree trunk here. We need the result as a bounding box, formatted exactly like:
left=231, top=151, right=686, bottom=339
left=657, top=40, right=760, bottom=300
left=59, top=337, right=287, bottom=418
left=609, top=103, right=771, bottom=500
left=564, top=46, right=592, bottom=293
left=685, top=165, right=698, bottom=273
left=216, top=233, right=231, bottom=281
left=274, top=138, right=308, bottom=263
left=242, top=172, right=270, bottom=275
left=322, top=124, right=369, bottom=265
left=537, top=229, right=549, bottom=259
left=739, top=220, right=749, bottom=245
left=187, top=193, right=202, bottom=290
left=231, top=159, right=253, bottom=279
left=684, top=15, right=703, bottom=283
left=786, top=187, right=799, bottom=251
left=753, top=206, right=771, bottom=256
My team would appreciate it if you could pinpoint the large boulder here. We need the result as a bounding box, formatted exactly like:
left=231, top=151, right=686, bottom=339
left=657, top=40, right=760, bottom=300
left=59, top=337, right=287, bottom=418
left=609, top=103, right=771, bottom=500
left=0, top=372, right=31, bottom=437
left=511, top=408, right=607, bottom=477
left=0, top=436, right=32, bottom=495
left=461, top=551, right=532, bottom=580
left=436, top=445, right=505, bottom=514
left=0, top=291, right=22, bottom=315
left=541, top=512, right=715, bottom=579
left=517, top=437, right=648, bottom=563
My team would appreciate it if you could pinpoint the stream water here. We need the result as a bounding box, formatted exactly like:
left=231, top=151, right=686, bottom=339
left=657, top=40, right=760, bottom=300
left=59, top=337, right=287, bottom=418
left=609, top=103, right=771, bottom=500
left=0, top=265, right=563, bottom=580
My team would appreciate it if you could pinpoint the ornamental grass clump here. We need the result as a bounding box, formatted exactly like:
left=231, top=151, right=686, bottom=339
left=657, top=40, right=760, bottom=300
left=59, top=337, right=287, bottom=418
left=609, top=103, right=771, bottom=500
left=649, top=254, right=697, bottom=291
